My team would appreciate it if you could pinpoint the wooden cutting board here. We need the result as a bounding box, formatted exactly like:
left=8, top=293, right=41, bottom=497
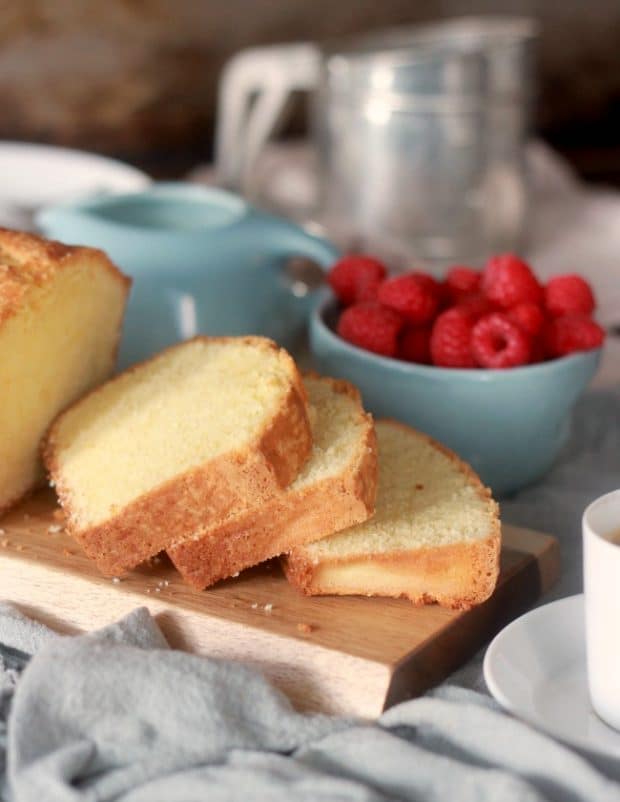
left=0, top=490, right=559, bottom=718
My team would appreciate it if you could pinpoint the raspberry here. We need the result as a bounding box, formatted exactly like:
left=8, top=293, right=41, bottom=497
left=337, top=302, right=403, bottom=357
left=327, top=255, right=387, bottom=305
left=482, top=254, right=543, bottom=309
left=471, top=313, right=531, bottom=369
left=544, top=274, right=596, bottom=318
left=455, top=292, right=496, bottom=321
left=444, top=266, right=481, bottom=301
left=378, top=274, right=439, bottom=325
left=529, top=337, right=547, bottom=364
left=544, top=314, right=605, bottom=357
left=507, top=303, right=545, bottom=337
left=430, top=308, right=475, bottom=368
left=410, top=272, right=444, bottom=302
left=398, top=326, right=432, bottom=364
left=411, top=271, right=450, bottom=309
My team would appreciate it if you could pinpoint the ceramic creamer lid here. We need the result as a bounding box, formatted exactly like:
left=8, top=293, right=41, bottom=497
left=37, top=183, right=249, bottom=239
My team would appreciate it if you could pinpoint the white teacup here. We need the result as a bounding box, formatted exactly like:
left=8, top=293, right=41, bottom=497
left=583, top=489, right=620, bottom=730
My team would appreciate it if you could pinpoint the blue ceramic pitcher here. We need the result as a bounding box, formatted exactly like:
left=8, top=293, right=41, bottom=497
left=37, top=183, right=338, bottom=367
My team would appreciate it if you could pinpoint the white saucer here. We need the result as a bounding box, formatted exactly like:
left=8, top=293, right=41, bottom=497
left=0, top=141, right=150, bottom=229
left=484, top=594, right=620, bottom=764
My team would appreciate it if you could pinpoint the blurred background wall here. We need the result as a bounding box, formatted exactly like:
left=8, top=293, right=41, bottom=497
left=1, top=0, right=619, bottom=182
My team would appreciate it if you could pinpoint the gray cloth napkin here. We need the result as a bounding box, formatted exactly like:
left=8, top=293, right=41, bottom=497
left=0, top=605, right=618, bottom=802
left=2, top=385, right=620, bottom=802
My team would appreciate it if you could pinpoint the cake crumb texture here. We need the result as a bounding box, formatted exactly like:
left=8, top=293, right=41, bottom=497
left=167, top=374, right=377, bottom=589
left=44, top=336, right=312, bottom=575
left=0, top=227, right=130, bottom=514
left=284, top=420, right=500, bottom=609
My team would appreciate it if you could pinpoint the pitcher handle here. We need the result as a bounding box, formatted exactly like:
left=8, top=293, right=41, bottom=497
left=215, top=43, right=321, bottom=195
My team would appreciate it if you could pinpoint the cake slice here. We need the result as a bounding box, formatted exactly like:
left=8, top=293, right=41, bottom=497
left=43, top=336, right=312, bottom=576
left=168, top=374, right=377, bottom=589
left=0, top=228, right=130, bottom=514
left=284, top=420, right=500, bottom=609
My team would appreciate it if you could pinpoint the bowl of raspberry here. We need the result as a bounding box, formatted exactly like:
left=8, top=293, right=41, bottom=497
left=310, top=253, right=604, bottom=496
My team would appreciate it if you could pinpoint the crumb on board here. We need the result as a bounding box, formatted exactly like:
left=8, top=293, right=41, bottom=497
left=47, top=524, right=63, bottom=534
left=62, top=548, right=75, bottom=557
left=14, top=544, right=24, bottom=552
left=250, top=602, right=258, bottom=609
left=0, top=528, right=5, bottom=535
left=296, top=622, right=315, bottom=634
left=415, top=483, right=424, bottom=490
left=0, top=539, right=9, bottom=548
left=112, top=577, right=121, bottom=584
left=231, top=571, right=240, bottom=577
left=263, top=603, right=273, bottom=613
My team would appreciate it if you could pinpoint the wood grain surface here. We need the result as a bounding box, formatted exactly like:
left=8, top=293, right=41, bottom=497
left=0, top=490, right=560, bottom=717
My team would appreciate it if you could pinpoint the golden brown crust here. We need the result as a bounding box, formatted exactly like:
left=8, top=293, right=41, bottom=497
left=168, top=375, right=377, bottom=589
left=0, top=227, right=131, bottom=326
left=253, top=348, right=311, bottom=489
left=43, top=336, right=312, bottom=576
left=303, top=371, right=363, bottom=403
left=282, top=534, right=500, bottom=610
left=283, top=419, right=501, bottom=610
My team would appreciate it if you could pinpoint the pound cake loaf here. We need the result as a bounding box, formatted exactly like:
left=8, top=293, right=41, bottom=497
left=168, top=374, right=377, bottom=589
left=0, top=228, right=130, bottom=514
left=284, top=420, right=500, bottom=609
left=44, top=336, right=312, bottom=576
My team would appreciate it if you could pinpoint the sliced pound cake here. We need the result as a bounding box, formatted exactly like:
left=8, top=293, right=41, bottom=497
left=0, top=228, right=130, bottom=514
left=168, top=374, right=377, bottom=589
left=44, top=336, right=312, bottom=576
left=284, top=420, right=500, bottom=610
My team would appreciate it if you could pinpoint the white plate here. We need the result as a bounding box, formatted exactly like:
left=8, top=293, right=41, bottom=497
left=484, top=594, right=620, bottom=764
left=0, top=141, right=150, bottom=229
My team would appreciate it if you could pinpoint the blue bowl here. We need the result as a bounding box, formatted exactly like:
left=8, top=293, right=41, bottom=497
left=310, top=294, right=602, bottom=496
